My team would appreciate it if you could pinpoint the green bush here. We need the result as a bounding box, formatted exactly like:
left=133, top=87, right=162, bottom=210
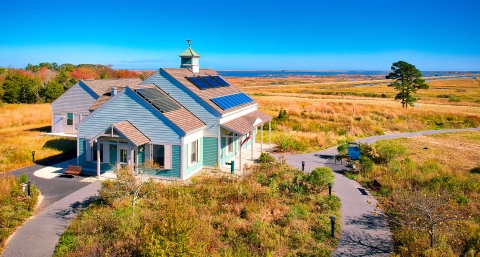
left=307, top=167, right=334, bottom=190
left=359, top=155, right=375, bottom=174
left=258, top=152, right=275, bottom=163
left=375, top=140, right=406, bottom=164
left=448, top=97, right=461, bottom=102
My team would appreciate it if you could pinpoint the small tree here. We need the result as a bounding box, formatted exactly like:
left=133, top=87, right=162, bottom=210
left=100, top=162, right=157, bottom=219
left=386, top=186, right=467, bottom=248
left=386, top=61, right=429, bottom=108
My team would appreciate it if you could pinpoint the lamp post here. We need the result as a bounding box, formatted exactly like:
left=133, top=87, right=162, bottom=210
left=328, top=182, right=332, bottom=196
left=301, top=161, right=305, bottom=172
left=32, top=151, right=35, bottom=163
left=330, top=216, right=336, bottom=238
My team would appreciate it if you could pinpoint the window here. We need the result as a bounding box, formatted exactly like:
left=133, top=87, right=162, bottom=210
left=67, top=113, right=73, bottom=125
left=181, top=57, right=192, bottom=64
left=92, top=143, right=104, bottom=162
left=227, top=133, right=234, bottom=153
left=120, top=149, right=127, bottom=163
left=189, top=140, right=198, bottom=165
left=153, top=145, right=165, bottom=166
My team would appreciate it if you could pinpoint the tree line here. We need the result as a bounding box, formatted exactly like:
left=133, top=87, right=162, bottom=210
left=0, top=63, right=153, bottom=104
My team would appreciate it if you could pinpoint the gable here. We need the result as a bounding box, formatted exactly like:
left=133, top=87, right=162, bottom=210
left=77, top=89, right=183, bottom=144
left=51, top=82, right=98, bottom=114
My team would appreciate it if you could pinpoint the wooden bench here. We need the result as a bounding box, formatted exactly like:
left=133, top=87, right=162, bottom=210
left=63, top=165, right=82, bottom=178
left=369, top=179, right=382, bottom=191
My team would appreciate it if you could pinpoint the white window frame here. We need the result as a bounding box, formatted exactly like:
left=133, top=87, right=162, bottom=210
left=188, top=140, right=198, bottom=166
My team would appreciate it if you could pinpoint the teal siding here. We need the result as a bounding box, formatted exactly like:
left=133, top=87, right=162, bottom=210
left=78, top=89, right=182, bottom=145
left=142, top=70, right=219, bottom=137
left=147, top=145, right=180, bottom=178
left=203, top=137, right=218, bottom=167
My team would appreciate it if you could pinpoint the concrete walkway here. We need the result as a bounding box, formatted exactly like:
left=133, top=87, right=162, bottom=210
left=1, top=181, right=102, bottom=257
left=276, top=127, right=480, bottom=256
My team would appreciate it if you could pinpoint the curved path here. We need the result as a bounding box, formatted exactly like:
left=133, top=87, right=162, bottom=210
left=275, top=127, right=480, bottom=256
left=2, top=160, right=102, bottom=257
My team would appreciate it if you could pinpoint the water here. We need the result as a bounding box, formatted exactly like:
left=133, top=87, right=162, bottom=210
left=217, top=70, right=480, bottom=78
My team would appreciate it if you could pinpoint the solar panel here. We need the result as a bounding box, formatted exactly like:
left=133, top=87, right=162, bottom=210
left=211, top=76, right=230, bottom=87
left=187, top=77, right=211, bottom=90
left=201, top=76, right=221, bottom=88
left=211, top=93, right=254, bottom=110
left=135, top=88, right=180, bottom=113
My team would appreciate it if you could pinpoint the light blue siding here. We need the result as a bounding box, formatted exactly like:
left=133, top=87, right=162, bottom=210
left=78, top=89, right=182, bottom=145
left=203, top=137, right=218, bottom=167
left=142, top=70, right=219, bottom=137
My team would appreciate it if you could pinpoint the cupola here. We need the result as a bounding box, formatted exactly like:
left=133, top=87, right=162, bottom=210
left=178, top=40, right=201, bottom=73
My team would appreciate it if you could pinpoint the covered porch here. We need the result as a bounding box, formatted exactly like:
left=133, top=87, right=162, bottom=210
left=220, top=110, right=273, bottom=173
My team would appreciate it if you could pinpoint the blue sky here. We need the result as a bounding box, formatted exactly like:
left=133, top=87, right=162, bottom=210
left=1, top=0, right=479, bottom=70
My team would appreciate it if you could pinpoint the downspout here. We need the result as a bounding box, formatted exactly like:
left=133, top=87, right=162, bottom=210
left=180, top=136, right=185, bottom=180
left=217, top=123, right=221, bottom=168
left=96, top=140, right=100, bottom=180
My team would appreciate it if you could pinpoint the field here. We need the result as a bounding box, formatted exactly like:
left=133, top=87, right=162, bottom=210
left=0, top=104, right=76, bottom=172
left=349, top=131, right=480, bottom=256
left=238, top=77, right=480, bottom=152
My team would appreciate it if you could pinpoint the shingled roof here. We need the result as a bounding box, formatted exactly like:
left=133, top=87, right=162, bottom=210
left=111, top=120, right=150, bottom=147
left=220, top=110, right=272, bottom=135
left=161, top=68, right=257, bottom=115
left=81, top=78, right=141, bottom=97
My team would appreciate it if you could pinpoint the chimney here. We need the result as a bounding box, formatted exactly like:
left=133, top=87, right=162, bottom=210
left=111, top=87, right=117, bottom=96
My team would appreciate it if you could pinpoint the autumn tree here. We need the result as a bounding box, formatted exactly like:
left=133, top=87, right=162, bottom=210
left=386, top=186, right=468, bottom=248
left=386, top=61, right=429, bottom=108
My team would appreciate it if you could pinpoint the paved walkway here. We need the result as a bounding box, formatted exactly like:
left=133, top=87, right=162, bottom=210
left=1, top=181, right=101, bottom=257
left=276, top=127, right=480, bottom=256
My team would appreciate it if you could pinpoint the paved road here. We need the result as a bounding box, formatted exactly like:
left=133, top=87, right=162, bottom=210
left=275, top=127, right=480, bottom=256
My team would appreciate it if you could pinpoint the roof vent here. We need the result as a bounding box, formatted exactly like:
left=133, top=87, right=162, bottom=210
left=111, top=87, right=118, bottom=96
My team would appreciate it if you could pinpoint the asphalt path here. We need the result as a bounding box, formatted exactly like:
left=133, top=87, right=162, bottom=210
left=274, top=127, right=480, bottom=256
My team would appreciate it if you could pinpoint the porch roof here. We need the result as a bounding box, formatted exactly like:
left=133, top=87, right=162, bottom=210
left=111, top=120, right=150, bottom=147
left=220, top=110, right=272, bottom=135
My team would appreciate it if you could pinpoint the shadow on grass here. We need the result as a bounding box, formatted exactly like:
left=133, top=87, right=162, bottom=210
left=26, top=125, right=51, bottom=133
left=42, top=138, right=76, bottom=152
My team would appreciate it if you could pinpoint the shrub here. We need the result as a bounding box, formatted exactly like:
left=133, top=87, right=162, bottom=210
left=375, top=140, right=406, bottom=164
left=448, top=97, right=461, bottom=102
left=276, top=108, right=289, bottom=121
left=306, top=167, right=334, bottom=191
left=471, top=166, right=480, bottom=174
left=359, top=155, right=375, bottom=174
left=336, top=142, right=349, bottom=155
left=258, top=152, right=275, bottom=163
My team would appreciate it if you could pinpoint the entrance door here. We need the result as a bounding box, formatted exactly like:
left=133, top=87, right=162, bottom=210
left=53, top=114, right=62, bottom=133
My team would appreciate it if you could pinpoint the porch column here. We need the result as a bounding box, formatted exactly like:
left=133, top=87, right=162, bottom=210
left=251, top=130, right=254, bottom=160
left=268, top=120, right=271, bottom=144
left=96, top=140, right=100, bottom=180
left=261, top=124, right=264, bottom=153
left=239, top=135, right=242, bottom=173
left=135, top=146, right=139, bottom=175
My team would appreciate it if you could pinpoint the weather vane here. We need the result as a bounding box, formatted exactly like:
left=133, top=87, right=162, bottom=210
left=187, top=39, right=191, bottom=47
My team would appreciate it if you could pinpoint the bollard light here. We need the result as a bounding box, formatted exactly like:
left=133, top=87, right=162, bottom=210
left=330, top=216, right=336, bottom=238
left=231, top=161, right=235, bottom=174
left=32, top=151, right=35, bottom=163
left=27, top=182, right=31, bottom=197
left=301, top=161, right=305, bottom=172
left=328, top=182, right=332, bottom=196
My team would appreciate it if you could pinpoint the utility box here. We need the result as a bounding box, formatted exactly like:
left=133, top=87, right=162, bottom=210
left=347, top=142, right=361, bottom=160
